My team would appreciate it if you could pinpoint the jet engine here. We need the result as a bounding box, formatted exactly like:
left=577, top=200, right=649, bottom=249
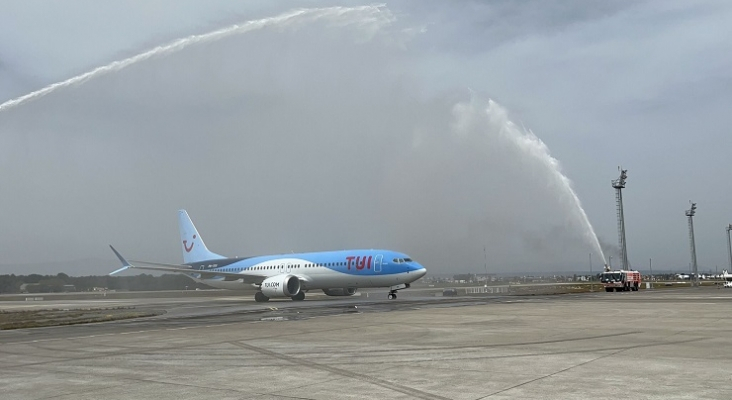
left=322, top=287, right=357, bottom=296
left=261, top=274, right=301, bottom=297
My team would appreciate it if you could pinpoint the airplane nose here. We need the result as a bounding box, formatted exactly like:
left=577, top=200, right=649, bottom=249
left=415, top=267, right=427, bottom=279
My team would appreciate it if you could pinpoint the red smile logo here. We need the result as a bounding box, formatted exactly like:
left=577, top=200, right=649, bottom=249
left=183, top=235, right=196, bottom=252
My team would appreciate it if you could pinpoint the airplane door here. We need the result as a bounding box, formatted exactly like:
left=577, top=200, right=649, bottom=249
left=285, top=263, right=291, bottom=273
left=374, top=254, right=383, bottom=273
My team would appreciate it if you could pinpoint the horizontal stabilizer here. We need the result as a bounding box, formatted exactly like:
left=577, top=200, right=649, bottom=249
left=109, top=265, right=130, bottom=275
left=109, top=245, right=131, bottom=275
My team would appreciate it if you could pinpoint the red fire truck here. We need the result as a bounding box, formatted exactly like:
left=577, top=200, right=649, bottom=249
left=599, top=269, right=641, bottom=292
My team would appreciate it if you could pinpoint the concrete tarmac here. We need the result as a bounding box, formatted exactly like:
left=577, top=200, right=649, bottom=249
left=1, top=288, right=731, bottom=399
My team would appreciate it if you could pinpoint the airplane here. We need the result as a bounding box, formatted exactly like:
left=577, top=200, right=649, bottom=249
left=722, top=270, right=732, bottom=288
left=109, top=210, right=427, bottom=302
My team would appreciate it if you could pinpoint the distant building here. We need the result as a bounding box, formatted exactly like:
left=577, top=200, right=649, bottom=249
left=19, top=283, right=36, bottom=293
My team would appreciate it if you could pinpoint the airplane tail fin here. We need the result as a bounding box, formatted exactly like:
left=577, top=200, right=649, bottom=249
left=178, top=210, right=225, bottom=264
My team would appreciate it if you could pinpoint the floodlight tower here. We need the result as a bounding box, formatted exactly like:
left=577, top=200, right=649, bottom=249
left=726, top=224, right=732, bottom=273
left=611, top=168, right=629, bottom=271
left=685, top=202, right=698, bottom=287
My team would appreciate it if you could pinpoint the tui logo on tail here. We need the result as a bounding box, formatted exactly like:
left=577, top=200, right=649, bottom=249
left=183, top=235, right=197, bottom=252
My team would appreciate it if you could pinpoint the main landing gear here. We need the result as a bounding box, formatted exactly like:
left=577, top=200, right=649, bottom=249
left=387, top=283, right=410, bottom=300
left=291, top=292, right=305, bottom=301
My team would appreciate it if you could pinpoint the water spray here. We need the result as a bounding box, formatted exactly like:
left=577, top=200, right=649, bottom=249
left=0, top=5, right=390, bottom=113
left=483, top=99, right=606, bottom=265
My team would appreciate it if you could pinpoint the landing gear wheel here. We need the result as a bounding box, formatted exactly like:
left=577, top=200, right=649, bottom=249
left=291, top=292, right=305, bottom=301
left=388, top=292, right=397, bottom=300
left=254, top=292, right=270, bottom=303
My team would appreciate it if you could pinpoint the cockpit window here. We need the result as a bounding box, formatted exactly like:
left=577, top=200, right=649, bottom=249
left=404, top=258, right=412, bottom=262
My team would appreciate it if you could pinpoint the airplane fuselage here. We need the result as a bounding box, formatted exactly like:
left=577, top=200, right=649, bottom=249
left=186, top=249, right=426, bottom=291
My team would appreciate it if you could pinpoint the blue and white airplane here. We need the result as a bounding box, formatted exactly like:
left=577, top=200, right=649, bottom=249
left=109, top=210, right=427, bottom=302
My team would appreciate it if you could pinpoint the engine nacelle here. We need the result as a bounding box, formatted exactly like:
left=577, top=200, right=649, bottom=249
left=261, top=274, right=301, bottom=298
left=322, top=287, right=357, bottom=296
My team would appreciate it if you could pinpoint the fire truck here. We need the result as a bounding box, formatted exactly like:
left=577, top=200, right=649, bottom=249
left=599, top=267, right=642, bottom=292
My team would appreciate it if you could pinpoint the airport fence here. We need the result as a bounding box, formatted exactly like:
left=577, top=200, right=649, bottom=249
left=464, top=286, right=510, bottom=294
left=456, top=283, right=593, bottom=296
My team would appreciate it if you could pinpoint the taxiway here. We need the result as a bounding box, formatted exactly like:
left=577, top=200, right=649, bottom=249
left=1, top=288, right=731, bottom=399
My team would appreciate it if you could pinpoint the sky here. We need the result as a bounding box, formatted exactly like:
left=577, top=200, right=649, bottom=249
left=1, top=0, right=731, bottom=276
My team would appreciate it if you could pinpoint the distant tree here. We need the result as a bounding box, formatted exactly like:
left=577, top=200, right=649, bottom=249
left=0, top=273, right=213, bottom=293
left=0, top=274, right=22, bottom=294
left=37, top=278, right=66, bottom=293
left=25, top=274, right=45, bottom=283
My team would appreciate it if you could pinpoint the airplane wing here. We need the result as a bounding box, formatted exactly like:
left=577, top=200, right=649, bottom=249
left=108, top=245, right=267, bottom=284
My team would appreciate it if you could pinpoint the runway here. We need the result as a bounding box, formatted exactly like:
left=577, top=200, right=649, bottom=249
left=1, top=288, right=731, bottom=399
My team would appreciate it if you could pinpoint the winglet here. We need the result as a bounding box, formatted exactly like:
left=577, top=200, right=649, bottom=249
left=109, top=245, right=132, bottom=275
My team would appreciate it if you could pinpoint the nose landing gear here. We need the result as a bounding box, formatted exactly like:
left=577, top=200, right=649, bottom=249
left=387, top=283, right=409, bottom=300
